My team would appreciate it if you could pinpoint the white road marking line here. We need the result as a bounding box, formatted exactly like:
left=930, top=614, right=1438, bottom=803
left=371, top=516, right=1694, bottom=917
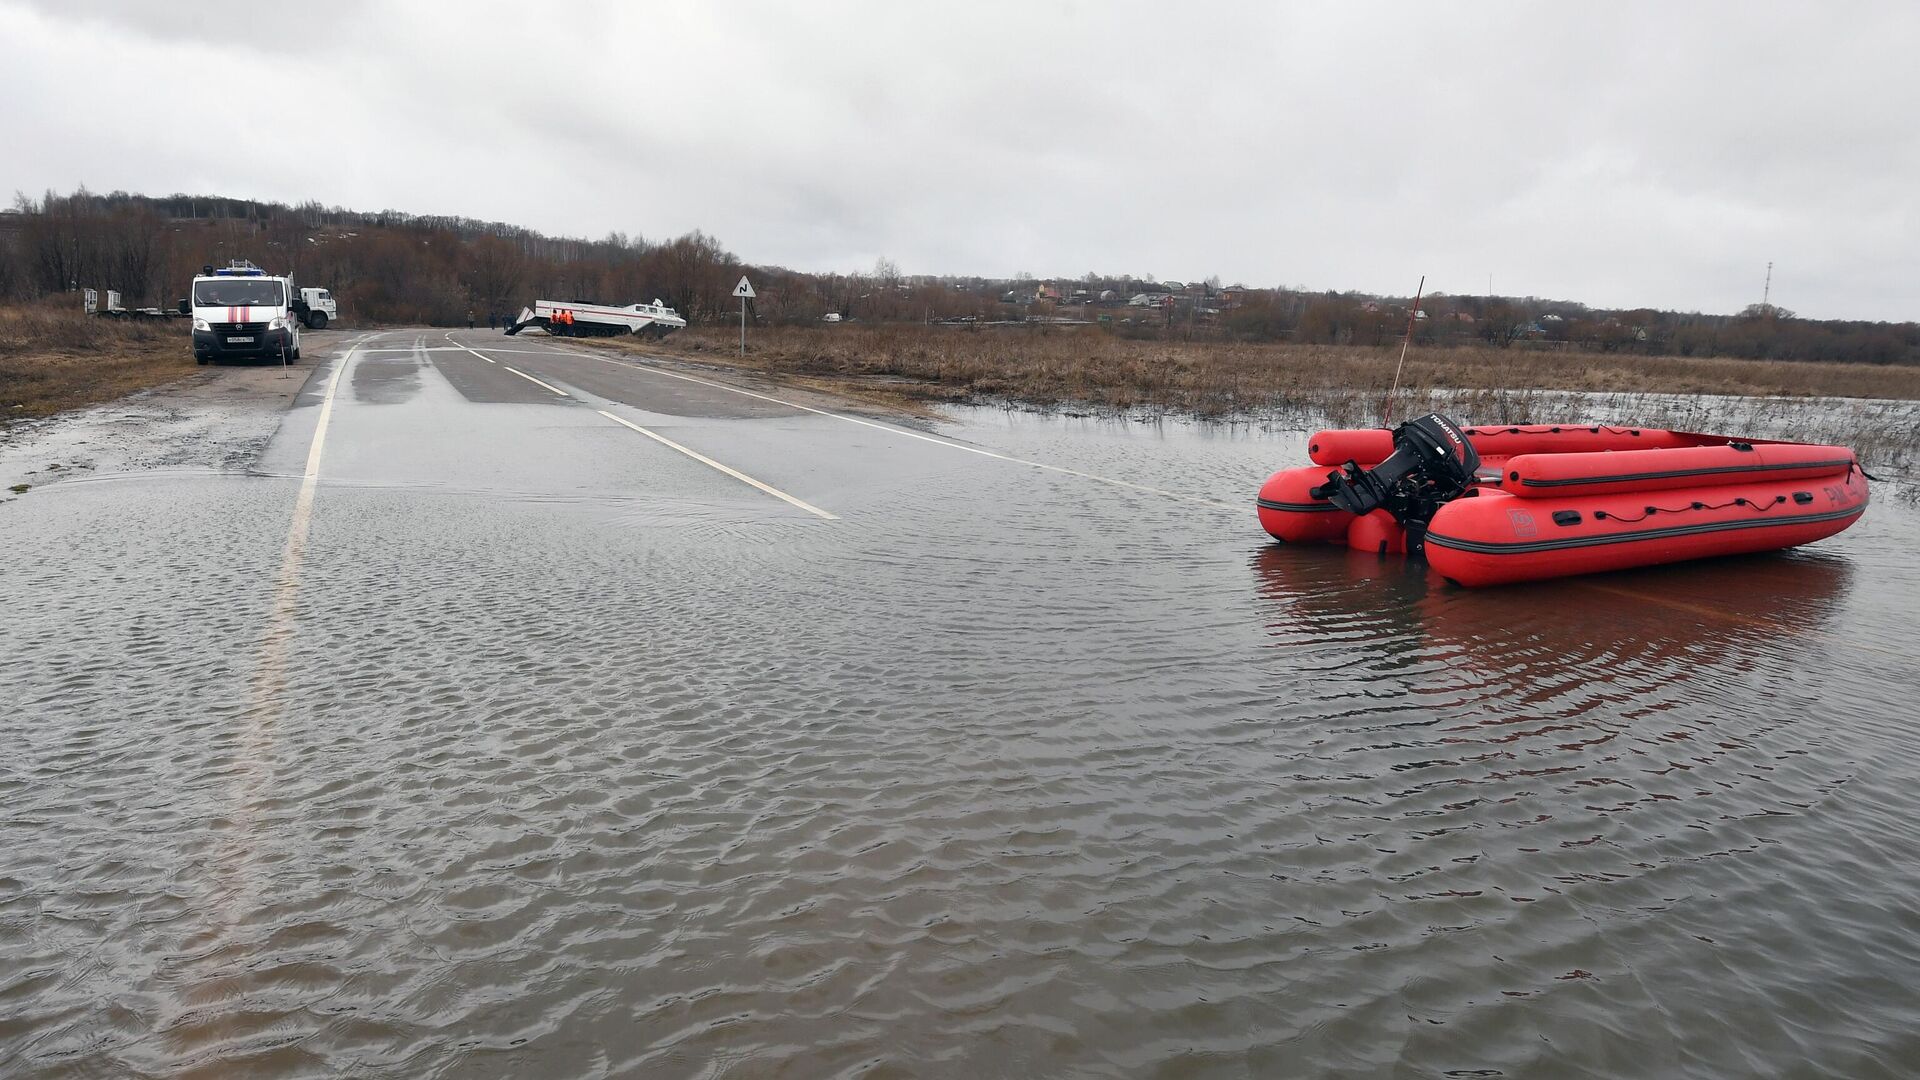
left=547, top=344, right=1238, bottom=510
left=252, top=331, right=377, bottom=666
left=362, top=345, right=559, bottom=354
left=445, top=331, right=829, bottom=518
left=597, top=409, right=838, bottom=520
left=441, top=333, right=495, bottom=363
left=260, top=341, right=355, bottom=663
left=224, top=341, right=359, bottom=934
left=503, top=365, right=570, bottom=396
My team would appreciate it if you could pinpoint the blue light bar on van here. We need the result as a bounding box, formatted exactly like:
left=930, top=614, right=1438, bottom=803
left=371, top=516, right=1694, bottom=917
left=213, top=267, right=266, bottom=276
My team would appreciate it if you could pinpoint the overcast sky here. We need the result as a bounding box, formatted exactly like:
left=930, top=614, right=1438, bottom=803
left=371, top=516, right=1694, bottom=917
left=4, top=1, right=1916, bottom=320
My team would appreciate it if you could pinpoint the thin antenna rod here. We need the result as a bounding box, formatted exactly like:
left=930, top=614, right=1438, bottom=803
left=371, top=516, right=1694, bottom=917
left=1762, top=261, right=1773, bottom=308
left=1383, top=275, right=1425, bottom=424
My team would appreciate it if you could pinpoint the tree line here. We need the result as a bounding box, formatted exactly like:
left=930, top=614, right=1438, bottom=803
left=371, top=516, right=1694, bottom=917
left=1, top=187, right=1913, bottom=366
left=1227, top=292, right=1918, bottom=365
left=0, top=188, right=995, bottom=327
left=0, top=188, right=752, bottom=326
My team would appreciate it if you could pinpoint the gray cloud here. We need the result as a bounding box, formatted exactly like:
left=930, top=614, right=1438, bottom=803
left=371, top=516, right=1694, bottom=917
left=3, top=1, right=1915, bottom=319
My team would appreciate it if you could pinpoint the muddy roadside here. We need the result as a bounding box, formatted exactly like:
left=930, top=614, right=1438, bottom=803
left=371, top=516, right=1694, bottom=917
left=0, top=340, right=347, bottom=497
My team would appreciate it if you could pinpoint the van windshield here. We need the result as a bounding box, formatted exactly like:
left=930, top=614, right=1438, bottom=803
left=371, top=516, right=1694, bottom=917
left=194, top=279, right=284, bottom=306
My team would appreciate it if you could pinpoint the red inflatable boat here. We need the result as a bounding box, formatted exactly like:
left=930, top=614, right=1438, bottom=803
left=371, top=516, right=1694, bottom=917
left=1257, top=415, right=1869, bottom=587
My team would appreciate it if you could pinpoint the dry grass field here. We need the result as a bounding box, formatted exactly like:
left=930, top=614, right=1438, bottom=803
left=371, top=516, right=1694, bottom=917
left=634, top=325, right=1920, bottom=422
left=594, top=324, right=1920, bottom=472
left=6, top=311, right=1916, bottom=472
left=0, top=301, right=193, bottom=423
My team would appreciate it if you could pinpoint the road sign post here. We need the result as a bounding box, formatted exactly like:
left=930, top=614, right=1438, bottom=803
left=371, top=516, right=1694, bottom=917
left=733, top=276, right=755, bottom=356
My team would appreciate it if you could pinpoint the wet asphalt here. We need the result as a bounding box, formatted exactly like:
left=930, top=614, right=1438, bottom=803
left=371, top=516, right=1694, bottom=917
left=7, top=329, right=1920, bottom=1078
left=272, top=329, right=952, bottom=511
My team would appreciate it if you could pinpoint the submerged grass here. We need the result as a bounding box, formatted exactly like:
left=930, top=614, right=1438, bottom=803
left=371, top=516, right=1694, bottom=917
left=599, top=324, right=1920, bottom=471
left=640, top=325, right=1920, bottom=414
left=0, top=301, right=193, bottom=423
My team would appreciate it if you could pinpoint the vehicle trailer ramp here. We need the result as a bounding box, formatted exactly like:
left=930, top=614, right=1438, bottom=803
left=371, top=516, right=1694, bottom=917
left=503, top=306, right=541, bottom=336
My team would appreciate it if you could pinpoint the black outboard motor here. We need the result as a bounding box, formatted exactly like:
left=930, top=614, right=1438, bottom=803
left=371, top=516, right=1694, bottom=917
left=1311, top=414, right=1480, bottom=554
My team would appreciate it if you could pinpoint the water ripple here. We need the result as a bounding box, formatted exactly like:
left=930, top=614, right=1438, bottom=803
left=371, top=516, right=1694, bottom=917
left=4, top=421, right=1919, bottom=1077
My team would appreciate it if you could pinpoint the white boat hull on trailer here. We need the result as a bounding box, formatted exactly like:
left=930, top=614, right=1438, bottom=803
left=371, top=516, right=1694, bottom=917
left=505, top=298, right=688, bottom=338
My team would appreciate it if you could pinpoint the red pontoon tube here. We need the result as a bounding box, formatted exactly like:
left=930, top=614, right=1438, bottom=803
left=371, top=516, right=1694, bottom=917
left=1256, top=416, right=1869, bottom=587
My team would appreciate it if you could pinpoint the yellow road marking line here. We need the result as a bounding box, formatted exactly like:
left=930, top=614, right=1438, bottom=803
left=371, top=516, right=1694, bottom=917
left=596, top=409, right=837, bottom=520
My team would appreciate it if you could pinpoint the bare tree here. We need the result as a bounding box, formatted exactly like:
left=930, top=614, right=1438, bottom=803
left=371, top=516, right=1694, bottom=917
left=1482, top=300, right=1524, bottom=348
left=468, top=235, right=527, bottom=312
left=655, top=230, right=730, bottom=320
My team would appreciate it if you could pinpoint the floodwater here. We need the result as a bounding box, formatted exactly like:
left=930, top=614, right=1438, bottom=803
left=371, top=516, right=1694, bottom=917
left=5, top=378, right=1920, bottom=1077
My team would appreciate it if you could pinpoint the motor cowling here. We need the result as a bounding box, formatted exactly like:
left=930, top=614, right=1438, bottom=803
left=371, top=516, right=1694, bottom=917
left=1310, top=414, right=1480, bottom=552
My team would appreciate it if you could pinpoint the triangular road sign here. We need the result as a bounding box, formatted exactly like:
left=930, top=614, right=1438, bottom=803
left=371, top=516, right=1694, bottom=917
left=733, top=276, right=755, bottom=298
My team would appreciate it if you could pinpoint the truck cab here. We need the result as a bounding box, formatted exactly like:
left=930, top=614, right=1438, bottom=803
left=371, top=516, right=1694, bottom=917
left=188, top=261, right=301, bottom=365
left=296, top=287, right=337, bottom=329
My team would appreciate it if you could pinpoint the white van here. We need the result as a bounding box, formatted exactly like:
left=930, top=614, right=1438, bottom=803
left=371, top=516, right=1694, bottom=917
left=187, top=261, right=301, bottom=365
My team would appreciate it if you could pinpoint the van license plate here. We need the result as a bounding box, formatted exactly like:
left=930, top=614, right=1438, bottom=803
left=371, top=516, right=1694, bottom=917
left=227, top=336, right=253, bottom=343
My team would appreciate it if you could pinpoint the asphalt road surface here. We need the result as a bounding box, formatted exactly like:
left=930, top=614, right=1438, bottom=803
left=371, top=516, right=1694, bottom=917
left=6, top=329, right=1920, bottom=1079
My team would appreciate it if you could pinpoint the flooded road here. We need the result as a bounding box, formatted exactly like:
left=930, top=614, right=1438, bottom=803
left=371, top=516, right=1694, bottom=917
left=5, top=330, right=1919, bottom=1078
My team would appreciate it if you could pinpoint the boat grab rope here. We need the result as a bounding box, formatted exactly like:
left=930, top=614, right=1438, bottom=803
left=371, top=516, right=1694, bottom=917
left=1592, top=494, right=1795, bottom=525
left=1463, top=424, right=1645, bottom=437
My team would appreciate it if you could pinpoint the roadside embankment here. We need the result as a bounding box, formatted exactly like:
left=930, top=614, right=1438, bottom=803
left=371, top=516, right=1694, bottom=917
left=0, top=301, right=195, bottom=424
